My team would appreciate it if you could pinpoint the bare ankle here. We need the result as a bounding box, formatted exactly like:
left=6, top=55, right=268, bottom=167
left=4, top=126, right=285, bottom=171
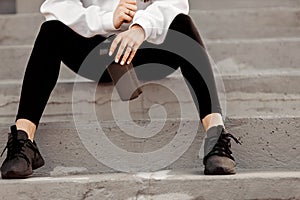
left=16, top=119, right=36, bottom=142
left=202, top=113, right=224, bottom=132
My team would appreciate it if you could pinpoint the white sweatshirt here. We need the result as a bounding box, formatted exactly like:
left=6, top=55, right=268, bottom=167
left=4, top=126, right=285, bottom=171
left=40, top=0, right=189, bottom=44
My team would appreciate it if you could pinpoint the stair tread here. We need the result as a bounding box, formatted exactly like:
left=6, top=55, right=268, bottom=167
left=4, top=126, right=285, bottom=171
left=1, top=170, right=300, bottom=182
left=0, top=170, right=299, bottom=200
left=1, top=7, right=300, bottom=45
left=190, top=0, right=300, bottom=10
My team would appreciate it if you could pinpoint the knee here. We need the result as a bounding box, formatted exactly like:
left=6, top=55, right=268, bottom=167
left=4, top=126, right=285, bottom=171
left=169, top=14, right=204, bottom=47
left=173, top=14, right=193, bottom=26
left=170, top=14, right=194, bottom=31
left=38, top=20, right=70, bottom=41
left=40, top=20, right=67, bottom=31
left=170, top=14, right=197, bottom=33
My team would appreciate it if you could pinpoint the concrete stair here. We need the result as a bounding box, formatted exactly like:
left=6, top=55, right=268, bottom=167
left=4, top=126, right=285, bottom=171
left=0, top=171, right=299, bottom=200
left=0, top=0, right=299, bottom=199
left=190, top=0, right=300, bottom=10
left=2, top=8, right=300, bottom=45
left=0, top=117, right=299, bottom=175
left=0, top=72, right=299, bottom=123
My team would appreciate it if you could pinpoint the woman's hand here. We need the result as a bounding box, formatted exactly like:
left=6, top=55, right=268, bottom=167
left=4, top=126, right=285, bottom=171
left=113, top=0, right=137, bottom=29
left=109, top=25, right=146, bottom=65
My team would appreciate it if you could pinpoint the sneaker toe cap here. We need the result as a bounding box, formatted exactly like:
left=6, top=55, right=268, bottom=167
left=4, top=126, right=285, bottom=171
left=205, top=155, right=236, bottom=175
left=1, top=158, right=32, bottom=178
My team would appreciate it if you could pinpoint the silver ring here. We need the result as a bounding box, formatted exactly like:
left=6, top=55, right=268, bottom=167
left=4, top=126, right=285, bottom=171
left=127, top=45, right=133, bottom=51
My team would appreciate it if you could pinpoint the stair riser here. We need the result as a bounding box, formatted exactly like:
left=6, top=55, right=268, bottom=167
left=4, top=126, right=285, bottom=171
left=0, top=172, right=299, bottom=200
left=9, top=0, right=300, bottom=13
left=208, top=39, right=300, bottom=69
left=0, top=39, right=299, bottom=83
left=1, top=8, right=300, bottom=45
left=0, top=0, right=15, bottom=14
left=0, top=74, right=299, bottom=123
left=1, top=94, right=299, bottom=122
left=1, top=72, right=299, bottom=94
left=0, top=14, right=43, bottom=46
left=11, top=0, right=300, bottom=13
left=190, top=0, right=300, bottom=10
left=191, top=9, right=300, bottom=40
left=16, top=0, right=44, bottom=13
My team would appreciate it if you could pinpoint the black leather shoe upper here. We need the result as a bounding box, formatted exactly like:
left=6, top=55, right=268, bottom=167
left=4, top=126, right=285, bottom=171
left=0, top=125, right=44, bottom=179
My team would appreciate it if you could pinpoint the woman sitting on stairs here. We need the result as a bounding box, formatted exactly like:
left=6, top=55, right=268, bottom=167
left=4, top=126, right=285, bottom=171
left=1, top=0, right=240, bottom=179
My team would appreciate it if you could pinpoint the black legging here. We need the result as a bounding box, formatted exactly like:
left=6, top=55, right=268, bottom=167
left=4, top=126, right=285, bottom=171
left=16, top=14, right=222, bottom=126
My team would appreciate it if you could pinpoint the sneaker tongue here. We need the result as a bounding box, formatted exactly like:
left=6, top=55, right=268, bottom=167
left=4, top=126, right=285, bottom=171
left=16, top=130, right=29, bottom=140
left=10, top=125, right=29, bottom=140
left=204, top=125, right=224, bottom=156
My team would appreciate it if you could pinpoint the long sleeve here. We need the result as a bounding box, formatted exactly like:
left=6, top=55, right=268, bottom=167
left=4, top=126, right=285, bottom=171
left=40, top=0, right=118, bottom=38
left=131, top=0, right=189, bottom=44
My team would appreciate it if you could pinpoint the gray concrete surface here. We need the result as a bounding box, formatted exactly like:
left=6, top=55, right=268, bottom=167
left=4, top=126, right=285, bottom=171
left=0, top=0, right=15, bottom=14
left=0, top=13, right=43, bottom=45
left=0, top=171, right=299, bottom=200
left=0, top=117, right=299, bottom=176
left=0, top=68, right=299, bottom=123
left=10, top=0, right=300, bottom=13
left=0, top=38, right=299, bottom=81
left=206, top=38, right=300, bottom=69
left=191, top=8, right=300, bottom=40
left=16, top=0, right=44, bottom=13
left=2, top=7, right=300, bottom=45
left=0, top=0, right=299, bottom=198
left=190, top=0, right=300, bottom=10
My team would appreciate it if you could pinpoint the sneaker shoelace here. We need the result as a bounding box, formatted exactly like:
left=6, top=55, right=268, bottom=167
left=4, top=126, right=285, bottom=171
left=204, top=130, right=241, bottom=164
left=0, top=133, right=37, bottom=166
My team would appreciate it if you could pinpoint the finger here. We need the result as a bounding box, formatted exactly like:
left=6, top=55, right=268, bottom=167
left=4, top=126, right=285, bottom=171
left=121, top=12, right=133, bottom=22
left=121, top=44, right=134, bottom=65
left=123, top=0, right=137, bottom=5
left=109, top=36, right=122, bottom=57
left=125, top=3, right=137, bottom=12
left=126, top=10, right=136, bottom=18
left=119, top=7, right=133, bottom=21
left=120, top=6, right=135, bottom=18
left=127, top=46, right=138, bottom=64
left=115, top=39, right=128, bottom=63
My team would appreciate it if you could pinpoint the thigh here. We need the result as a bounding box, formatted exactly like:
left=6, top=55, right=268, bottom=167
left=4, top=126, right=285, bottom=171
left=132, top=48, right=180, bottom=81
left=169, top=14, right=205, bottom=48
left=131, top=14, right=204, bottom=81
left=46, top=20, right=112, bottom=82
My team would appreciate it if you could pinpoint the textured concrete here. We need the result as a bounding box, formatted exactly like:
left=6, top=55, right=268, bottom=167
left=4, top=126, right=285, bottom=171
left=226, top=92, right=300, bottom=118
left=221, top=69, right=300, bottom=94
left=0, top=0, right=15, bottom=14
left=1, top=8, right=300, bottom=45
left=8, top=0, right=300, bottom=13
left=0, top=38, right=299, bottom=82
left=207, top=38, right=300, bottom=69
left=0, top=68, right=299, bottom=123
left=0, top=13, right=43, bottom=45
left=191, top=8, right=300, bottom=40
left=16, top=0, right=44, bottom=13
left=190, top=0, right=300, bottom=10
left=0, top=171, right=299, bottom=200
left=0, top=0, right=299, bottom=198
left=0, top=117, right=299, bottom=176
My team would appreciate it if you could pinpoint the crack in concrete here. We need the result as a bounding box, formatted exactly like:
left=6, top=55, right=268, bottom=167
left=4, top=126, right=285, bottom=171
left=0, top=100, right=19, bottom=108
left=246, top=198, right=298, bottom=200
left=81, top=186, right=106, bottom=200
left=229, top=98, right=300, bottom=102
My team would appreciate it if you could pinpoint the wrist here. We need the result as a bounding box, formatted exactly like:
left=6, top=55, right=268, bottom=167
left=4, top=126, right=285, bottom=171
left=130, top=24, right=146, bottom=39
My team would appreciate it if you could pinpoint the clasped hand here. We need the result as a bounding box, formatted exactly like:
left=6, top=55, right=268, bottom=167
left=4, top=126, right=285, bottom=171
left=109, top=0, right=146, bottom=65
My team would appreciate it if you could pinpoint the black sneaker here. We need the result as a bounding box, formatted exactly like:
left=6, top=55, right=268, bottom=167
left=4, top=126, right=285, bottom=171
left=0, top=125, right=45, bottom=179
left=203, top=125, right=241, bottom=175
